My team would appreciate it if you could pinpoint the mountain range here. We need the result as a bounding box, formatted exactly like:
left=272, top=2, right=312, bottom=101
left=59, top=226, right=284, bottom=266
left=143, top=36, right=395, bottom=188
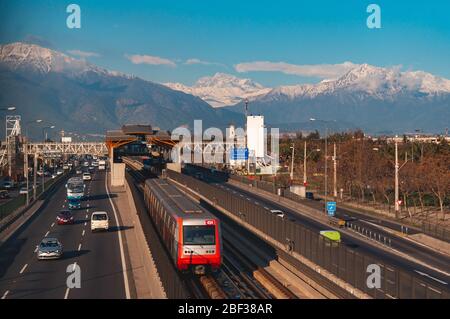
left=0, top=42, right=242, bottom=140
left=0, top=42, right=449, bottom=138
left=167, top=65, right=450, bottom=134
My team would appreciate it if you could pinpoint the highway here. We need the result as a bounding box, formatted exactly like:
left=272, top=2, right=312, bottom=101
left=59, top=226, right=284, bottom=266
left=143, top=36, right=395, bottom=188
left=238, top=182, right=449, bottom=270
left=180, top=166, right=450, bottom=292
left=290, top=196, right=450, bottom=266
left=214, top=181, right=450, bottom=289
left=0, top=170, right=128, bottom=299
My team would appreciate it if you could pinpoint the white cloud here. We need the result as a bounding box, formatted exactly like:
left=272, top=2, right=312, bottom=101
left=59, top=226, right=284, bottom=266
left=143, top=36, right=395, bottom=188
left=234, top=61, right=359, bottom=79
left=185, top=58, right=209, bottom=65
left=125, top=54, right=176, bottom=67
left=185, top=58, right=224, bottom=67
left=67, top=50, right=101, bottom=58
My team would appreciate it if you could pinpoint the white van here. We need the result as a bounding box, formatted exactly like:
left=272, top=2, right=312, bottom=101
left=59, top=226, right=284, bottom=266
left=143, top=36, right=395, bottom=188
left=91, top=211, right=109, bottom=232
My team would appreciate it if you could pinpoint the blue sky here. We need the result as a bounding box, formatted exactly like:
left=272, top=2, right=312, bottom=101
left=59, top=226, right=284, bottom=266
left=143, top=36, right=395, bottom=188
left=0, top=0, right=449, bottom=86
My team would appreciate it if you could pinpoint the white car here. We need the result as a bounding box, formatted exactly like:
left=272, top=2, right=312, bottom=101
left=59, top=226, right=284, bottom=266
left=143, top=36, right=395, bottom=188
left=19, top=186, right=32, bottom=195
left=91, top=211, right=109, bottom=232
left=270, top=209, right=285, bottom=218
left=82, top=172, right=91, bottom=181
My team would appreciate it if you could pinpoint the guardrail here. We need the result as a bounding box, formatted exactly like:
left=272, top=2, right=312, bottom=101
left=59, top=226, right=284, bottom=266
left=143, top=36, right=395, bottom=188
left=168, top=168, right=450, bottom=299
left=0, top=173, right=69, bottom=235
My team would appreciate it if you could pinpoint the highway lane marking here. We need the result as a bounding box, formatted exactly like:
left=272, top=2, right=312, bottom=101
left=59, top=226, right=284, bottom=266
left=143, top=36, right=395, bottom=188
left=34, top=246, right=38, bottom=253
left=51, top=222, right=55, bottom=227
left=85, top=214, right=88, bottom=219
left=78, top=243, right=82, bottom=251
left=64, top=262, right=78, bottom=299
left=19, top=264, right=28, bottom=274
left=1, top=290, right=9, bottom=299
left=44, top=231, right=50, bottom=237
left=84, top=222, right=87, bottom=226
left=105, top=172, right=131, bottom=299
left=82, top=230, right=85, bottom=236
left=414, top=270, right=448, bottom=285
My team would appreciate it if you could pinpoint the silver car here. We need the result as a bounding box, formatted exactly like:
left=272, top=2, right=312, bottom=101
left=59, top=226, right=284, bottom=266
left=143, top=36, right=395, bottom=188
left=37, top=237, right=63, bottom=260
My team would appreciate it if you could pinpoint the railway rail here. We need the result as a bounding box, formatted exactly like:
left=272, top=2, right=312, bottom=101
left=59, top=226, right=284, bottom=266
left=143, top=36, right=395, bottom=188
left=123, top=157, right=315, bottom=299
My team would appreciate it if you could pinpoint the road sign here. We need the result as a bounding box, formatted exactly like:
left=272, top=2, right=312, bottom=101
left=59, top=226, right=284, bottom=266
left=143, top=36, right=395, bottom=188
left=231, top=148, right=249, bottom=160
left=327, top=201, right=336, bottom=216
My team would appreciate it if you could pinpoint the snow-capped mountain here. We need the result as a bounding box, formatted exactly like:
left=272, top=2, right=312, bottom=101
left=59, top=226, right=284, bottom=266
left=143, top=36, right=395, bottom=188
left=225, top=64, right=450, bottom=134
left=0, top=42, right=132, bottom=79
left=258, top=64, right=450, bottom=102
left=0, top=42, right=242, bottom=138
left=166, top=65, right=450, bottom=109
left=165, top=73, right=271, bottom=107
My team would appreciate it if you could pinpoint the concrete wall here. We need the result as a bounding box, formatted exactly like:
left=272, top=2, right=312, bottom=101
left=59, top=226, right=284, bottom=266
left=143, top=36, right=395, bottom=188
left=166, top=163, right=181, bottom=173
left=111, top=163, right=125, bottom=186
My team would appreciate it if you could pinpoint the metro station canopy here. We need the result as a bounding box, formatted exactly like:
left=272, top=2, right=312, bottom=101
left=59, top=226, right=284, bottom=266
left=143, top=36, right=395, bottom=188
left=105, top=124, right=177, bottom=153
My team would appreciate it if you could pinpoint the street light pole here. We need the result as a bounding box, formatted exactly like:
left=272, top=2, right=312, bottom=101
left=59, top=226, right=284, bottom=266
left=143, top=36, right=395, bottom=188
left=290, top=143, right=295, bottom=182
left=24, top=141, right=29, bottom=205
left=324, top=127, right=328, bottom=215
left=33, top=152, right=37, bottom=200
left=40, top=125, right=54, bottom=193
left=333, top=142, right=337, bottom=198
left=303, top=140, right=307, bottom=186
left=394, top=138, right=399, bottom=219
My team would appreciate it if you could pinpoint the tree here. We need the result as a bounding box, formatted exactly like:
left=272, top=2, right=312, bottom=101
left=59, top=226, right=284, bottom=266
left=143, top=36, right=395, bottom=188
left=425, top=155, right=450, bottom=220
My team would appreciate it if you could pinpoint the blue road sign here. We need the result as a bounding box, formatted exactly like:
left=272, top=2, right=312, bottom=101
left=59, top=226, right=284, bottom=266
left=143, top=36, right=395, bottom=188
left=327, top=201, right=336, bottom=216
left=231, top=148, right=249, bottom=160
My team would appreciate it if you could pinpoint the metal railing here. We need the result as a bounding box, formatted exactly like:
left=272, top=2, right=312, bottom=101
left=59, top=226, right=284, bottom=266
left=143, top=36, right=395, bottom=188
left=422, top=221, right=450, bottom=242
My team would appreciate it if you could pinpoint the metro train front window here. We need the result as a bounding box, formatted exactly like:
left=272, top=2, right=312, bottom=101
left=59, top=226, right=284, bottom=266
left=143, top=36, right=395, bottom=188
left=183, top=225, right=215, bottom=245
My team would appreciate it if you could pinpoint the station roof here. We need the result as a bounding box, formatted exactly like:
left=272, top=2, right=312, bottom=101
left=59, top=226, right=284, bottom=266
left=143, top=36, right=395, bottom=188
left=105, top=124, right=176, bottom=152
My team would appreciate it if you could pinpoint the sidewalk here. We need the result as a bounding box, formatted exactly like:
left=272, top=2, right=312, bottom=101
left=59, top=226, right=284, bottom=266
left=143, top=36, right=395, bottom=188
left=109, top=175, right=166, bottom=299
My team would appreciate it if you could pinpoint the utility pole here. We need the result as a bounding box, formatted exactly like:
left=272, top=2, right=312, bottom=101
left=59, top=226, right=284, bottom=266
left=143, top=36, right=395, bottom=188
left=290, top=143, right=295, bottom=182
left=42, top=155, right=45, bottom=193
left=333, top=142, right=337, bottom=198
left=7, top=136, right=11, bottom=177
left=324, top=128, right=328, bottom=215
left=244, top=98, right=249, bottom=174
left=33, top=152, right=37, bottom=200
left=24, top=142, right=29, bottom=205
left=394, top=138, right=399, bottom=219
left=303, top=140, right=307, bottom=186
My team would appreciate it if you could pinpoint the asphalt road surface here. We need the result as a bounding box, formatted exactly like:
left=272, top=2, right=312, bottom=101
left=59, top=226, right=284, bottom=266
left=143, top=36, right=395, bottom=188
left=214, top=180, right=450, bottom=291
left=0, top=170, right=128, bottom=299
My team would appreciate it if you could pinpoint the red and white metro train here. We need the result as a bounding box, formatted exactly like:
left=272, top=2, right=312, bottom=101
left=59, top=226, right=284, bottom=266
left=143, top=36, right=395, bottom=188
left=143, top=178, right=222, bottom=274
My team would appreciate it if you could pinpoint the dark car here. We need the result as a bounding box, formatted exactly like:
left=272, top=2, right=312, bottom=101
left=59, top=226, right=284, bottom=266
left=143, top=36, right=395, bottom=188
left=305, top=192, right=315, bottom=200
left=56, top=210, right=74, bottom=225
left=68, top=199, right=81, bottom=210
left=0, top=190, right=10, bottom=199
